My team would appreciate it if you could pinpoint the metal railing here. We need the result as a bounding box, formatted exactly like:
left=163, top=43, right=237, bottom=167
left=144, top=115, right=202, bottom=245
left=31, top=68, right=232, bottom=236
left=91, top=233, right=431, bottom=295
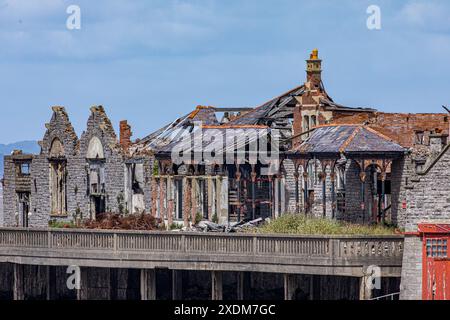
left=370, top=292, right=400, bottom=300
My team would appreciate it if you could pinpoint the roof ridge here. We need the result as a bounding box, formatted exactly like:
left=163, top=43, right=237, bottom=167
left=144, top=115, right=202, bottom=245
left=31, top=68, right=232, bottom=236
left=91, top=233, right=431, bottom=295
left=339, top=126, right=361, bottom=153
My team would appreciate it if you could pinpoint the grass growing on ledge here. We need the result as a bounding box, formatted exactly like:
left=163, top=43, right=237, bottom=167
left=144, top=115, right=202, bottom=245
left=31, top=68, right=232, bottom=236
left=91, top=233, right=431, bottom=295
left=256, top=215, right=397, bottom=236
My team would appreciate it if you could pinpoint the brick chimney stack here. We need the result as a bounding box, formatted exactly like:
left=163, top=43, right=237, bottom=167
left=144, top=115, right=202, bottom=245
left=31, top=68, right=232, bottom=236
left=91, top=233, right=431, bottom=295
left=120, top=120, right=132, bottom=153
left=305, top=48, right=322, bottom=91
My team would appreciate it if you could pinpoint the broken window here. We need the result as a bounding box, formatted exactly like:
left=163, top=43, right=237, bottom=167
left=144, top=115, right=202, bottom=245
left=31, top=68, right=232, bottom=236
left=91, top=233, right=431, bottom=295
left=125, top=163, right=145, bottom=214
left=88, top=162, right=105, bottom=195
left=20, top=163, right=30, bottom=175
left=50, top=161, right=67, bottom=215
left=175, top=178, right=183, bottom=220
left=310, top=115, right=317, bottom=128
left=415, top=131, right=425, bottom=145
left=86, top=137, right=106, bottom=218
left=303, top=116, right=310, bottom=137
left=87, top=136, right=105, bottom=159
left=49, top=138, right=67, bottom=216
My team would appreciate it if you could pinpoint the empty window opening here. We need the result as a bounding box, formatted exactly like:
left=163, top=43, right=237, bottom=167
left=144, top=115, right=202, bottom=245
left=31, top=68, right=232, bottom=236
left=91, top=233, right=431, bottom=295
left=125, top=163, right=145, bottom=214
left=50, top=161, right=67, bottom=215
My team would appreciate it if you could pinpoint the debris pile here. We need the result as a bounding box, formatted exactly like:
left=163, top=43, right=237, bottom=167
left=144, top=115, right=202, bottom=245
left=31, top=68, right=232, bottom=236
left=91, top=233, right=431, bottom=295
left=193, top=218, right=267, bottom=233
left=83, top=213, right=163, bottom=230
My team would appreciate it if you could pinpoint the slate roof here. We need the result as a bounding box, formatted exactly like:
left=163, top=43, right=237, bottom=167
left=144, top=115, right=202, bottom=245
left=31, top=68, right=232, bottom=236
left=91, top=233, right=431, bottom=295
left=293, top=125, right=405, bottom=156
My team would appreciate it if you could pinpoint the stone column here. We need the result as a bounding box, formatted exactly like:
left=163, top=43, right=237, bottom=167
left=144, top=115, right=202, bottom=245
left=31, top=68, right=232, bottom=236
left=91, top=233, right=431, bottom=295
left=303, top=172, right=309, bottom=215
left=151, top=177, right=158, bottom=217
left=330, top=172, right=336, bottom=219
left=284, top=274, right=297, bottom=301
left=294, top=170, right=300, bottom=214
left=46, top=265, right=56, bottom=300
left=235, top=168, right=242, bottom=222
left=211, top=271, right=223, bottom=300
left=13, top=264, right=24, bottom=301
left=320, top=172, right=327, bottom=218
left=140, top=269, right=156, bottom=300
left=183, top=177, right=191, bottom=227
left=207, top=177, right=213, bottom=220
left=191, top=178, right=197, bottom=223
left=172, top=270, right=183, bottom=300
left=167, top=176, right=174, bottom=226
left=251, top=166, right=257, bottom=220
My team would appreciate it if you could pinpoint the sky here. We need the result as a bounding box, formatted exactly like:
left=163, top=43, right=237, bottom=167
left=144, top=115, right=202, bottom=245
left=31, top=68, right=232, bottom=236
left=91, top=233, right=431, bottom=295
left=0, top=0, right=449, bottom=144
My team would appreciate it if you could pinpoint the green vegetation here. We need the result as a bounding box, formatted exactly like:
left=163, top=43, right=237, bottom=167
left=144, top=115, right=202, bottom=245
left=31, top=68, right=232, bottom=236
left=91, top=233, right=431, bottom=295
left=169, top=222, right=183, bottom=230
left=256, top=214, right=397, bottom=236
left=195, top=213, right=203, bottom=225
left=49, top=220, right=77, bottom=229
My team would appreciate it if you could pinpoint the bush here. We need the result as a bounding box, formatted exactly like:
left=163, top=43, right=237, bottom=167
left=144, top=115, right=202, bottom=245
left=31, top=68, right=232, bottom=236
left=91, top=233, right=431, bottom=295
left=256, top=214, right=397, bottom=236
left=194, top=213, right=203, bottom=225
left=49, top=220, right=76, bottom=229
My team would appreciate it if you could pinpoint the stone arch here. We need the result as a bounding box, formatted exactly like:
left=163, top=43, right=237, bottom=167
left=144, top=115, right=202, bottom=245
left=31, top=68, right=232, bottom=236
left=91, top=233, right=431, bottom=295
left=49, top=138, right=65, bottom=158
left=86, top=136, right=105, bottom=159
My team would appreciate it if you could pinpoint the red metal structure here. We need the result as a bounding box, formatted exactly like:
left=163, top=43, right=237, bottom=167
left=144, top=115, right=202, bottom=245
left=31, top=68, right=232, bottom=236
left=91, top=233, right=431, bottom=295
left=418, top=224, right=450, bottom=300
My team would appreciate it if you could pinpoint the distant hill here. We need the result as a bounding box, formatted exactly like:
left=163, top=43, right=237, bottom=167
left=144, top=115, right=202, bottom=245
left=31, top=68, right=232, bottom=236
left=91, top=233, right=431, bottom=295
left=0, top=141, right=40, bottom=178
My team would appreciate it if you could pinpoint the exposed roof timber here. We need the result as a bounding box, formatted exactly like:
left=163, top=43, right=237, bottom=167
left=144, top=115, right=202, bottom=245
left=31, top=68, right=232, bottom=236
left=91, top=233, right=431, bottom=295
left=213, top=107, right=254, bottom=112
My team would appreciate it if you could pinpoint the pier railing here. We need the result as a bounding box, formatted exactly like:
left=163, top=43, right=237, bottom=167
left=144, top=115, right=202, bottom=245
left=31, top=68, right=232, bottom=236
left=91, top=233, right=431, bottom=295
left=0, top=228, right=404, bottom=276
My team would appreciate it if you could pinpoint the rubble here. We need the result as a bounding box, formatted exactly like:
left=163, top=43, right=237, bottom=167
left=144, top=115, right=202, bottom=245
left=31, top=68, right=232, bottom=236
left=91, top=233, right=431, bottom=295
left=83, top=213, right=163, bottom=230
left=192, top=217, right=267, bottom=233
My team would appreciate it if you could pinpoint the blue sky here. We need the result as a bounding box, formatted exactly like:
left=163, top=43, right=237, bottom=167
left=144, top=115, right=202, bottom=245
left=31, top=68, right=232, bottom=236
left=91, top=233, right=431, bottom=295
left=0, top=0, right=449, bottom=143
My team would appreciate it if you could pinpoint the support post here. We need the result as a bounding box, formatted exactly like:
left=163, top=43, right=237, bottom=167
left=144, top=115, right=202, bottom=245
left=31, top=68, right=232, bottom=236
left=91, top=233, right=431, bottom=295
left=172, top=270, right=183, bottom=300
left=284, top=274, right=297, bottom=301
left=303, top=172, right=309, bottom=215
left=236, top=166, right=241, bottom=222
left=46, top=265, right=56, bottom=300
left=380, top=172, right=386, bottom=222
left=330, top=172, right=336, bottom=219
left=110, top=268, right=118, bottom=301
left=13, top=264, right=24, bottom=301
left=294, top=171, right=300, bottom=214
left=211, top=271, right=223, bottom=300
left=359, top=171, right=366, bottom=223
left=140, top=269, right=156, bottom=300
left=167, top=176, right=174, bottom=226
left=320, top=172, right=326, bottom=218
left=236, top=272, right=245, bottom=300
left=251, top=166, right=257, bottom=220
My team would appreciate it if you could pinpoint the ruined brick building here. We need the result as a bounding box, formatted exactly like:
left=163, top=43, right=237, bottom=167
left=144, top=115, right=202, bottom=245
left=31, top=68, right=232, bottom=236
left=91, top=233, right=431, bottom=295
left=2, top=50, right=449, bottom=299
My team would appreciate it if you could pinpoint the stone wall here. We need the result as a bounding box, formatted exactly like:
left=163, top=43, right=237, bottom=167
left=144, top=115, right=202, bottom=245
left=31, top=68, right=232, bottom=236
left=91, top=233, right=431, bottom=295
left=2, top=157, right=16, bottom=226
left=398, top=144, right=450, bottom=231
left=399, top=236, right=422, bottom=300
